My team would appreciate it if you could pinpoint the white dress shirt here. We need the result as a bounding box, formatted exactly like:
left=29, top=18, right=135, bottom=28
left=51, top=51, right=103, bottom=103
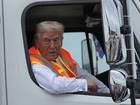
left=32, top=64, right=88, bottom=94
left=32, top=62, right=110, bottom=94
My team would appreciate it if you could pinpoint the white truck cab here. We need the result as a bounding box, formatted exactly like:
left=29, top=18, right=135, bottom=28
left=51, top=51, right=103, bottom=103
left=0, top=0, right=140, bottom=105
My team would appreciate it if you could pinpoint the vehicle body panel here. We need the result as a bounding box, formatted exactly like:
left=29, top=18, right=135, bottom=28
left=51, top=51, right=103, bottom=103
left=0, top=0, right=140, bottom=105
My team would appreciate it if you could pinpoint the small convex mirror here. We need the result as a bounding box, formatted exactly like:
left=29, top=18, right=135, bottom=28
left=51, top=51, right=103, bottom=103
left=109, top=69, right=130, bottom=103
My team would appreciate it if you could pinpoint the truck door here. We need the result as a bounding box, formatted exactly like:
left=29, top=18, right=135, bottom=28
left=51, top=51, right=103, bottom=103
left=3, top=0, right=139, bottom=105
left=22, top=1, right=116, bottom=105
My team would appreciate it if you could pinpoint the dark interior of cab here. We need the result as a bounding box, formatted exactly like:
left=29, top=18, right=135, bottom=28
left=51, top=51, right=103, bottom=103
left=24, top=1, right=104, bottom=49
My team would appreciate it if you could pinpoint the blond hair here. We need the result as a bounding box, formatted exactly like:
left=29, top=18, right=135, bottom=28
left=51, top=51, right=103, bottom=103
left=35, top=21, right=64, bottom=36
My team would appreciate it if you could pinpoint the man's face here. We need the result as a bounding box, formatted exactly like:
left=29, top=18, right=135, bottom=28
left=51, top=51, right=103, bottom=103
left=35, top=29, right=63, bottom=61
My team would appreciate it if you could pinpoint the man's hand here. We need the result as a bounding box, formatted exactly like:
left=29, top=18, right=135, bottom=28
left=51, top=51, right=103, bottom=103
left=86, top=79, right=98, bottom=92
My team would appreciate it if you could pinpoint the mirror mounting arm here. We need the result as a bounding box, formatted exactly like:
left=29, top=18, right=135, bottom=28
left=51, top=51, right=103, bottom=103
left=127, top=79, right=136, bottom=105
left=120, top=25, right=131, bottom=35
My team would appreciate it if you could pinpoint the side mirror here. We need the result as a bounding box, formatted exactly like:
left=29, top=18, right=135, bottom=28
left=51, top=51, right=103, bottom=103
left=101, top=0, right=127, bottom=65
left=105, top=33, right=127, bottom=65
left=109, top=69, right=130, bottom=103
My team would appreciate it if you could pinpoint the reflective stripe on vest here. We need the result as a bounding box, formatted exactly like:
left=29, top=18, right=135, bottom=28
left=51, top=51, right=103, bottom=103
left=30, top=55, right=69, bottom=77
left=58, top=56, right=76, bottom=77
left=29, top=46, right=77, bottom=77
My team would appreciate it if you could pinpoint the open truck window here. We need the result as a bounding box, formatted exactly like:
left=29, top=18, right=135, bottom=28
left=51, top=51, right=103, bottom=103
left=63, top=32, right=109, bottom=74
left=22, top=1, right=111, bottom=96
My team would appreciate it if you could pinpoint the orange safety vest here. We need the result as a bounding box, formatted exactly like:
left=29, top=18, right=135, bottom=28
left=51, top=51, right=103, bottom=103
left=29, top=46, right=77, bottom=78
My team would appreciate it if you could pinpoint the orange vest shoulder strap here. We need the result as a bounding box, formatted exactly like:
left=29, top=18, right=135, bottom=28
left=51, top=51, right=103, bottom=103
left=60, top=48, right=77, bottom=75
left=30, top=55, right=44, bottom=65
left=30, top=55, right=69, bottom=77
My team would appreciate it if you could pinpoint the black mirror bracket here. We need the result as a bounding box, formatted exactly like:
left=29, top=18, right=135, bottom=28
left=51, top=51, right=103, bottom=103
left=120, top=25, right=131, bottom=35
left=127, top=78, right=136, bottom=105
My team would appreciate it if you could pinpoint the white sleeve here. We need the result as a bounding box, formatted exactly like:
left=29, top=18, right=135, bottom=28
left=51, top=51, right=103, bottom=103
left=74, top=61, right=110, bottom=93
left=32, top=64, right=88, bottom=94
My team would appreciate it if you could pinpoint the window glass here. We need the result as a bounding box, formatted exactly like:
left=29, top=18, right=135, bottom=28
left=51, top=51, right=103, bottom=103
left=63, top=32, right=86, bottom=67
left=63, top=32, right=110, bottom=75
left=94, top=36, right=110, bottom=74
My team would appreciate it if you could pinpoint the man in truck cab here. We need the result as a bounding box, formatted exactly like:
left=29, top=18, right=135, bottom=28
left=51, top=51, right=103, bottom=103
left=29, top=21, right=110, bottom=94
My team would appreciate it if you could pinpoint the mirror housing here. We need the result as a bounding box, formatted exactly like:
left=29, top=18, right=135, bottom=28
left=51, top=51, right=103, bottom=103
left=102, top=0, right=127, bottom=65
left=109, top=69, right=130, bottom=103
left=105, top=33, right=127, bottom=65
